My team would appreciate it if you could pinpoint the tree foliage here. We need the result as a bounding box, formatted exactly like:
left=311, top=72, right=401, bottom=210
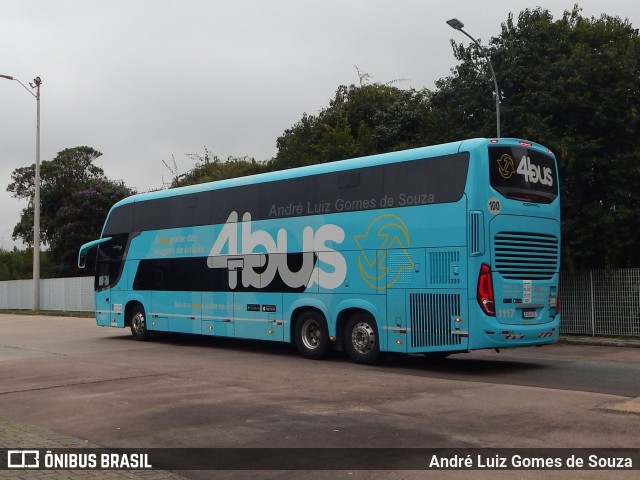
left=0, top=248, right=53, bottom=281
left=165, top=148, right=269, bottom=188
left=7, top=147, right=136, bottom=277
left=269, top=81, right=432, bottom=170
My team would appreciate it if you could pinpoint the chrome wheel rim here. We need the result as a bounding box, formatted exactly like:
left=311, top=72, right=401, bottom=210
left=132, top=312, right=145, bottom=334
left=301, top=319, right=321, bottom=350
left=351, top=322, right=375, bottom=354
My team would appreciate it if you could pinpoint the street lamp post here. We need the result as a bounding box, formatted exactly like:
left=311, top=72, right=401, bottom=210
left=1, top=74, right=42, bottom=311
left=446, top=18, right=501, bottom=138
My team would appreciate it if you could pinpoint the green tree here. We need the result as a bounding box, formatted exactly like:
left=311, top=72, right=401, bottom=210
left=270, top=81, right=433, bottom=170
left=7, top=146, right=136, bottom=277
left=0, top=248, right=32, bottom=281
left=0, top=249, right=54, bottom=281
left=433, top=6, right=640, bottom=269
left=165, top=148, right=269, bottom=188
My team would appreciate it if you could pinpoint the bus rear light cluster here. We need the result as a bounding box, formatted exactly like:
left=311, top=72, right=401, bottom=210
left=477, top=263, right=495, bottom=316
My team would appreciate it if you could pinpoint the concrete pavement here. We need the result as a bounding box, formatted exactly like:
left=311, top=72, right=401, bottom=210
left=0, top=416, right=186, bottom=479
left=1, top=313, right=639, bottom=479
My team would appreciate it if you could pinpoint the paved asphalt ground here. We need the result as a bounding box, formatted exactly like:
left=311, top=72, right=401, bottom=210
left=1, top=314, right=639, bottom=480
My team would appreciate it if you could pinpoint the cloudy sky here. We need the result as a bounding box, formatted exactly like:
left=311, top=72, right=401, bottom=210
left=1, top=0, right=637, bottom=250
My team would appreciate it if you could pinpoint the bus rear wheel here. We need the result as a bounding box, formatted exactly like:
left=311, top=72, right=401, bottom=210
left=294, top=310, right=329, bottom=360
left=130, top=305, right=150, bottom=341
left=344, top=313, right=381, bottom=365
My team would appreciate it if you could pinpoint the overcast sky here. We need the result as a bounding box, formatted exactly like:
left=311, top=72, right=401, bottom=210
left=1, top=0, right=637, bottom=250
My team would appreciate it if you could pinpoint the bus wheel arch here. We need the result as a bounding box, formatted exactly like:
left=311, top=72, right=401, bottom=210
left=343, top=310, right=381, bottom=365
left=126, top=301, right=150, bottom=341
left=292, top=308, right=330, bottom=360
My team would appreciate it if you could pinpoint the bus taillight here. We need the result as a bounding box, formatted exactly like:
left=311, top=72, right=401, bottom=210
left=477, top=264, right=495, bottom=316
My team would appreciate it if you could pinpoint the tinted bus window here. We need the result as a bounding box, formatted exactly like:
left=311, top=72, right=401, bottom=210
left=103, top=152, right=470, bottom=235
left=489, top=146, right=558, bottom=203
left=94, top=234, right=129, bottom=291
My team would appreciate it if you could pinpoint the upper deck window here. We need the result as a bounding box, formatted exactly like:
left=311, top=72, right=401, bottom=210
left=103, top=152, right=470, bottom=235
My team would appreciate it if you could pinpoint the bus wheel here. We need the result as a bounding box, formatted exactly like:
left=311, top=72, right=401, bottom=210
left=294, top=310, right=329, bottom=360
left=344, top=313, right=381, bottom=365
left=130, top=305, right=150, bottom=341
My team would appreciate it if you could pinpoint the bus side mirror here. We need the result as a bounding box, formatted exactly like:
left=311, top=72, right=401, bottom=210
left=78, top=237, right=112, bottom=269
left=78, top=252, right=87, bottom=269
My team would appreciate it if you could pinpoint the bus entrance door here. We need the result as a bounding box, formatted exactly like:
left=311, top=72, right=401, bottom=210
left=95, top=288, right=113, bottom=327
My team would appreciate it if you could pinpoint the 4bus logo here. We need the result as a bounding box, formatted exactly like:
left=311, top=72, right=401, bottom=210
left=497, top=154, right=516, bottom=179
left=206, top=211, right=414, bottom=293
left=207, top=211, right=347, bottom=290
left=497, top=153, right=553, bottom=187
left=516, top=154, right=554, bottom=186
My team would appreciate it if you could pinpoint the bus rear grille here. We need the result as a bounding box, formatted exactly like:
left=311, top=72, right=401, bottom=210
left=494, top=232, right=559, bottom=280
left=409, top=293, right=462, bottom=348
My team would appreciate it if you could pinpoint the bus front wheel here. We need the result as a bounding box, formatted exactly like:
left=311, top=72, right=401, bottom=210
left=130, top=305, right=150, bottom=341
left=294, top=310, right=329, bottom=360
left=344, top=313, right=381, bottom=365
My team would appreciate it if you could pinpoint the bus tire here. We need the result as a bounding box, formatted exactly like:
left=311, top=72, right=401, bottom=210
left=344, top=313, right=381, bottom=365
left=294, top=310, right=329, bottom=360
left=130, top=305, right=150, bottom=341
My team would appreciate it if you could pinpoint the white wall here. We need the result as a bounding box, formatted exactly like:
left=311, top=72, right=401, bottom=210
left=0, top=276, right=94, bottom=312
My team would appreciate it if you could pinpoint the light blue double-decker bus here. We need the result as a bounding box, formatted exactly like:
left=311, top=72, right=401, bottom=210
left=79, top=138, right=560, bottom=364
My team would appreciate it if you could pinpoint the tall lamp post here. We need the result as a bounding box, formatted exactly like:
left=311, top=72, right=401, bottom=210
left=446, top=18, right=501, bottom=138
left=1, top=74, right=42, bottom=311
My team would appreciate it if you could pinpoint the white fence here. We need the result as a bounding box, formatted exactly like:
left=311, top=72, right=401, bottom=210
left=0, top=276, right=94, bottom=312
left=1, top=272, right=639, bottom=337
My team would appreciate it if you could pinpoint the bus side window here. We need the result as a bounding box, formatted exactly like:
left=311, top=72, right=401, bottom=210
left=155, top=268, right=165, bottom=289
left=338, top=172, right=360, bottom=188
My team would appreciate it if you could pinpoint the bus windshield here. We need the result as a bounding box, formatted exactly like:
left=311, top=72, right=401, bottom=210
left=488, top=145, right=558, bottom=204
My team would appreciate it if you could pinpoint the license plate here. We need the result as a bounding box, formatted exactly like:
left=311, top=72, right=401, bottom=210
left=523, top=309, right=537, bottom=319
